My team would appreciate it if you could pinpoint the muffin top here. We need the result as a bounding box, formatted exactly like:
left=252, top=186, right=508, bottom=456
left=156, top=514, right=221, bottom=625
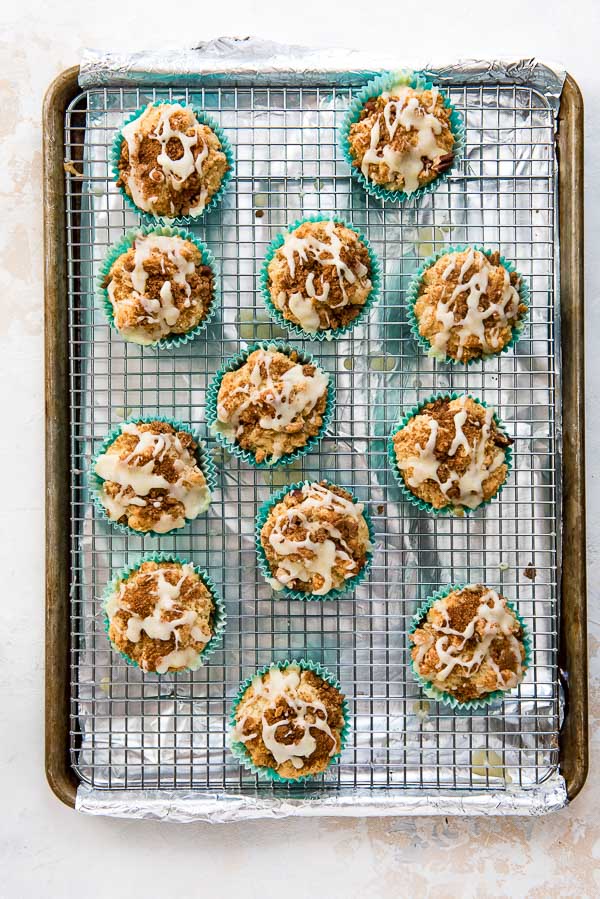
left=348, top=85, right=455, bottom=194
left=260, top=480, right=372, bottom=595
left=266, top=220, right=373, bottom=333
left=231, top=664, right=345, bottom=779
left=105, top=560, right=215, bottom=674
left=215, top=347, right=329, bottom=464
left=94, top=420, right=210, bottom=533
left=414, top=248, right=526, bottom=362
left=410, top=585, right=527, bottom=703
left=104, top=233, right=214, bottom=345
left=392, top=395, right=511, bottom=514
left=117, top=102, right=229, bottom=218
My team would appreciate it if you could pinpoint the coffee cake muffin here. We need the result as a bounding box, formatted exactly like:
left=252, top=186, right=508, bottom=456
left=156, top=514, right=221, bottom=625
left=347, top=84, right=455, bottom=195
left=102, top=231, right=215, bottom=346
left=412, top=247, right=527, bottom=362
left=211, top=345, right=331, bottom=465
left=265, top=219, right=375, bottom=334
left=390, top=394, right=512, bottom=515
left=258, top=480, right=372, bottom=597
left=105, top=558, right=223, bottom=674
left=410, top=585, right=528, bottom=704
left=93, top=419, right=212, bottom=533
left=116, top=102, right=230, bottom=218
left=230, top=662, right=347, bottom=780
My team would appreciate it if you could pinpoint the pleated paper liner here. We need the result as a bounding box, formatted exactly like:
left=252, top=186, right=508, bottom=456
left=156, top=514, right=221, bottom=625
left=102, top=552, right=226, bottom=674
left=260, top=214, right=382, bottom=341
left=110, top=100, right=234, bottom=224
left=205, top=340, right=335, bottom=469
left=405, top=244, right=530, bottom=365
left=387, top=392, right=513, bottom=517
left=408, top=584, right=532, bottom=712
left=97, top=224, right=221, bottom=349
left=339, top=70, right=465, bottom=204
left=255, top=479, right=375, bottom=601
left=90, top=414, right=217, bottom=537
left=228, top=658, right=350, bottom=784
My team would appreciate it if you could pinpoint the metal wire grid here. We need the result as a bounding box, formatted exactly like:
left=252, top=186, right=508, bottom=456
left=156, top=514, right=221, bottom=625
left=64, top=80, right=560, bottom=797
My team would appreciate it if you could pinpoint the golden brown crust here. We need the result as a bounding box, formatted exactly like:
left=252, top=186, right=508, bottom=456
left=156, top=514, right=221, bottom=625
left=266, top=221, right=372, bottom=331
left=392, top=396, right=511, bottom=512
left=97, top=420, right=208, bottom=532
left=348, top=87, right=454, bottom=191
left=260, top=481, right=370, bottom=594
left=105, top=236, right=213, bottom=343
left=117, top=104, right=229, bottom=217
left=410, top=585, right=527, bottom=702
left=234, top=667, right=345, bottom=779
left=107, top=561, right=214, bottom=673
left=414, top=250, right=527, bottom=362
left=216, top=349, right=328, bottom=464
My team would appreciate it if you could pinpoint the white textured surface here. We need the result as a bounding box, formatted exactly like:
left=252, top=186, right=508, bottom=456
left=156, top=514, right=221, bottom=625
left=1, top=2, right=598, bottom=896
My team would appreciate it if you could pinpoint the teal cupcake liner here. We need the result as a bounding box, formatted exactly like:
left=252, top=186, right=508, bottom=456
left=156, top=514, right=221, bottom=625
left=102, top=552, right=226, bottom=674
left=259, top=214, right=382, bottom=341
left=387, top=392, right=513, bottom=517
left=408, top=584, right=532, bottom=711
left=339, top=70, right=465, bottom=205
left=228, top=658, right=350, bottom=784
left=205, top=340, right=335, bottom=469
left=255, top=480, right=375, bottom=601
left=90, top=414, right=217, bottom=537
left=97, top=224, right=221, bottom=350
left=110, top=100, right=234, bottom=225
left=406, top=244, right=530, bottom=365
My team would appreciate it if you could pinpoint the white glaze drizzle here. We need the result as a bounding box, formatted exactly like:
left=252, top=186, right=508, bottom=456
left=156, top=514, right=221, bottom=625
left=108, top=234, right=199, bottom=344
left=106, top=564, right=211, bottom=674
left=231, top=665, right=337, bottom=769
left=266, top=482, right=371, bottom=595
left=95, top=422, right=210, bottom=528
left=430, top=249, right=521, bottom=360
left=360, top=86, right=447, bottom=194
left=413, top=587, right=523, bottom=688
left=397, top=396, right=505, bottom=510
left=275, top=221, right=371, bottom=333
left=216, top=349, right=329, bottom=462
left=120, top=103, right=209, bottom=215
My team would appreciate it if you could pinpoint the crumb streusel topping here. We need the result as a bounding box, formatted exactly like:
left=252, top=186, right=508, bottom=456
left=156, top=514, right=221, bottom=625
left=104, top=233, right=214, bottom=345
left=231, top=664, right=345, bottom=779
left=260, top=481, right=372, bottom=595
left=94, top=420, right=210, bottom=533
left=392, top=395, right=511, bottom=513
left=215, top=347, right=329, bottom=464
left=267, top=220, right=372, bottom=333
left=106, top=560, right=215, bottom=674
left=117, top=102, right=229, bottom=218
left=415, top=248, right=526, bottom=362
left=348, top=86, right=455, bottom=194
left=410, top=585, right=527, bottom=702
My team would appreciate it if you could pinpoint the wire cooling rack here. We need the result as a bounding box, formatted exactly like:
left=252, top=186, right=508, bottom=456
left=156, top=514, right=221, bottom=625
left=64, top=80, right=560, bottom=797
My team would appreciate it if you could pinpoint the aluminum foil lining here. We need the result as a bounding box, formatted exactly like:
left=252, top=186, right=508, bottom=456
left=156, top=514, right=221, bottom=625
left=71, top=39, right=568, bottom=821
left=76, top=772, right=568, bottom=821
left=80, top=38, right=566, bottom=108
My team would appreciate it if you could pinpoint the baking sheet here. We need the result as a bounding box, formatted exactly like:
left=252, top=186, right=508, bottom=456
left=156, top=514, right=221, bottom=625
left=64, top=40, right=567, bottom=819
